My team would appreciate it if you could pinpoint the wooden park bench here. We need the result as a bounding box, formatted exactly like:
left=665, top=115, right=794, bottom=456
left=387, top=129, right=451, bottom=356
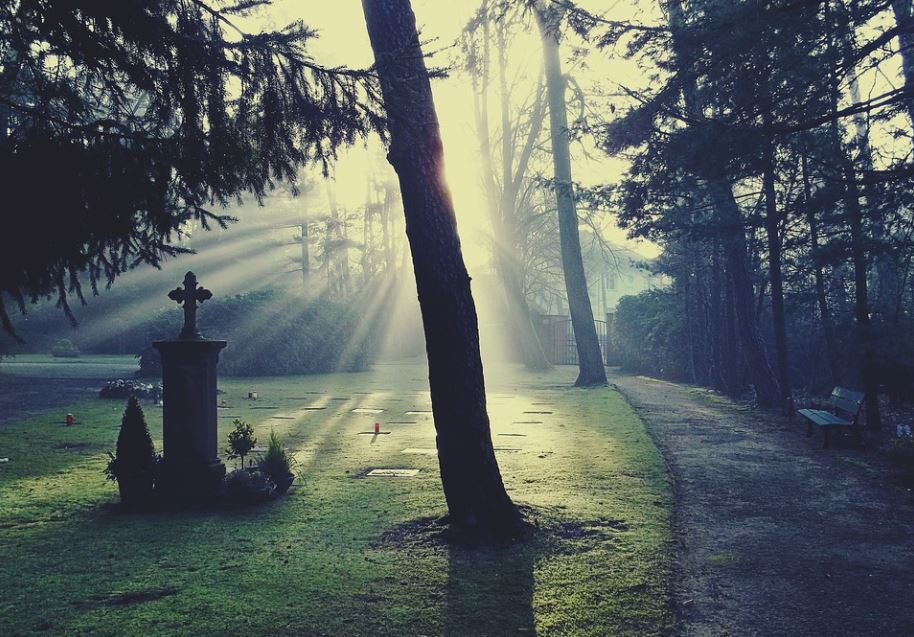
left=796, top=387, right=865, bottom=448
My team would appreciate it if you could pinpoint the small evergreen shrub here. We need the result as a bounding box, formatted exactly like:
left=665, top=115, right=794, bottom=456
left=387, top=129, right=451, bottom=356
left=258, top=430, right=296, bottom=493
left=104, top=396, right=158, bottom=508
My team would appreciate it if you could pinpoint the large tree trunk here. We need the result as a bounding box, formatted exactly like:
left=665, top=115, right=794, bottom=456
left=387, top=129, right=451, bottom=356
left=361, top=0, right=523, bottom=539
left=706, top=178, right=782, bottom=407
left=762, top=133, right=791, bottom=412
left=535, top=4, right=606, bottom=386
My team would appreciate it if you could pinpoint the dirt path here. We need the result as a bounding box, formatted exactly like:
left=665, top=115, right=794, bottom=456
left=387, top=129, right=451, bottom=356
left=608, top=369, right=914, bottom=637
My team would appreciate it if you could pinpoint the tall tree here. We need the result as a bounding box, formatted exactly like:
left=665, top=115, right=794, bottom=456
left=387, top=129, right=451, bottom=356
left=462, top=2, right=550, bottom=369
left=534, top=2, right=606, bottom=386
left=361, top=0, right=523, bottom=539
left=0, top=0, right=376, bottom=335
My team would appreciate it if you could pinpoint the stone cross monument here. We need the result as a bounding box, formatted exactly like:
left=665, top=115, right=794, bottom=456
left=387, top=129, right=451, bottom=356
left=154, top=271, right=227, bottom=498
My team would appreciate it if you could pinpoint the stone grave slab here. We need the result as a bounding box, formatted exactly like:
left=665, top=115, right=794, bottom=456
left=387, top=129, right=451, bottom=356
left=512, top=421, right=543, bottom=424
left=388, top=420, right=418, bottom=425
left=405, top=410, right=433, bottom=415
left=367, top=469, right=419, bottom=477
left=401, top=448, right=438, bottom=456
left=494, top=448, right=521, bottom=453
left=498, top=433, right=527, bottom=437
left=249, top=406, right=280, bottom=410
left=524, top=411, right=553, bottom=414
left=352, top=408, right=384, bottom=414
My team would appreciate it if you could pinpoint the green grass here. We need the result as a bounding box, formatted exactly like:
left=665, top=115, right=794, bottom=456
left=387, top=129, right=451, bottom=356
left=0, top=354, right=140, bottom=378
left=0, top=362, right=673, bottom=636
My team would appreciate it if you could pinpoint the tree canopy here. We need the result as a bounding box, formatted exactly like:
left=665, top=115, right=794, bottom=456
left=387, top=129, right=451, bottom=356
left=0, top=0, right=381, bottom=335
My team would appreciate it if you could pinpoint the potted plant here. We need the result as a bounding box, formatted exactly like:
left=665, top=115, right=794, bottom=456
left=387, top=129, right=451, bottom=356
left=104, top=396, right=158, bottom=509
left=258, top=429, right=296, bottom=494
left=226, top=419, right=256, bottom=470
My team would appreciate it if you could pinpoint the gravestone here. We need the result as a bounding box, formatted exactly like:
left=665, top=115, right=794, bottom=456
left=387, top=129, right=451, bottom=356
left=153, top=272, right=227, bottom=498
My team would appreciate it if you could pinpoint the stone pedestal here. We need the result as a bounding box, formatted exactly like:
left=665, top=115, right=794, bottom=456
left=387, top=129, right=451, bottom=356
left=153, top=338, right=227, bottom=498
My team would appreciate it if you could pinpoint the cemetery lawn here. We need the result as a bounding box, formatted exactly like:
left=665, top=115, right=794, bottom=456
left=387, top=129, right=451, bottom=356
left=0, top=362, right=673, bottom=636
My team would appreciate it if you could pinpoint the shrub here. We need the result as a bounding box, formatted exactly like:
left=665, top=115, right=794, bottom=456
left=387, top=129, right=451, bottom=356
left=50, top=338, right=80, bottom=358
left=226, top=419, right=256, bottom=470
left=104, top=396, right=158, bottom=508
left=224, top=469, right=275, bottom=504
left=258, top=430, right=296, bottom=493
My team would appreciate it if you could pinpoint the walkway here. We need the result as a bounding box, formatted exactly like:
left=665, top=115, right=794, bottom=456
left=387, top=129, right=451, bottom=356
left=609, top=369, right=914, bottom=637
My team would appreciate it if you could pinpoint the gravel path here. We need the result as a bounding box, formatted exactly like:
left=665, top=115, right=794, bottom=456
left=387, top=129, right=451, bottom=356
left=608, top=369, right=914, bottom=637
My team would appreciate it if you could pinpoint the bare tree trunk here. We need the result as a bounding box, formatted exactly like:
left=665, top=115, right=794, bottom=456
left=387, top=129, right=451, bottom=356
left=535, top=4, right=606, bottom=386
left=892, top=0, right=914, bottom=127
left=300, top=206, right=310, bottom=294
left=468, top=6, right=550, bottom=370
left=801, top=153, right=839, bottom=385
left=361, top=0, right=523, bottom=539
left=762, top=132, right=791, bottom=412
left=825, top=4, right=881, bottom=427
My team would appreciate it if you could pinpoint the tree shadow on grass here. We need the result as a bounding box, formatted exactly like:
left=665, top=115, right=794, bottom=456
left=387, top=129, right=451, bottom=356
left=443, top=540, right=536, bottom=637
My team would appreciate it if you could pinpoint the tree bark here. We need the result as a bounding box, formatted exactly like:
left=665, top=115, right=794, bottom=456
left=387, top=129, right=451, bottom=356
left=535, top=4, right=607, bottom=386
left=762, top=132, right=791, bottom=412
left=361, top=0, right=523, bottom=539
left=706, top=178, right=782, bottom=406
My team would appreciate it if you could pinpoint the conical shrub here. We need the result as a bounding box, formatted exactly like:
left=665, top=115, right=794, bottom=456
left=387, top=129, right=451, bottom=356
left=105, top=396, right=157, bottom=508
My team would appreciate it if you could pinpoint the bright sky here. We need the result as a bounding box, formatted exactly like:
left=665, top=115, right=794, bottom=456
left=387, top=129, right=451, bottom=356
left=260, top=1, right=661, bottom=267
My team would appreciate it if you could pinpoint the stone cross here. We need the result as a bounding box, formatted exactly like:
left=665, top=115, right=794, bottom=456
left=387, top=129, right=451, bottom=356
left=168, top=271, right=213, bottom=339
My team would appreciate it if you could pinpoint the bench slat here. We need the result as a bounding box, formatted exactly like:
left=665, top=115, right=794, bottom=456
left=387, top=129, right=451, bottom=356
left=797, top=408, right=852, bottom=427
left=827, top=396, right=862, bottom=417
left=832, top=386, right=864, bottom=405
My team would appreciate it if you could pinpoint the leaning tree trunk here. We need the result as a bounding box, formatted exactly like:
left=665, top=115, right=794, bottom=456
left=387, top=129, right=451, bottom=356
left=535, top=4, right=606, bottom=386
left=361, top=0, right=523, bottom=539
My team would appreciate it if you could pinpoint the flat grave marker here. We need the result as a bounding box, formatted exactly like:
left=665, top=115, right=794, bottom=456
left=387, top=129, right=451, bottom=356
left=367, top=469, right=419, bottom=477
left=352, top=408, right=384, bottom=414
